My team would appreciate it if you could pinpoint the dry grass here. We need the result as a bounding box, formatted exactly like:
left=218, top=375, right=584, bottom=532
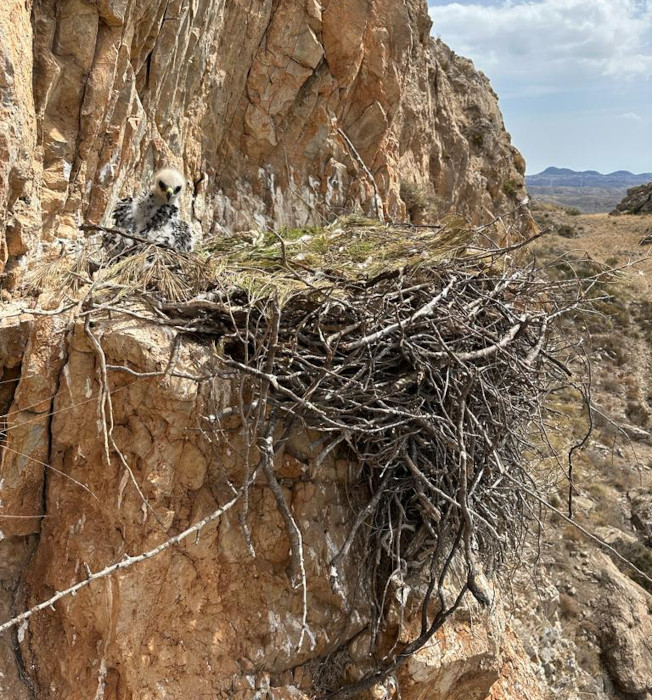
left=201, top=214, right=480, bottom=278
left=529, top=209, right=652, bottom=560
left=23, top=213, right=530, bottom=305
left=534, top=212, right=652, bottom=285
left=98, top=245, right=217, bottom=301
left=559, top=592, right=580, bottom=618
left=24, top=242, right=99, bottom=295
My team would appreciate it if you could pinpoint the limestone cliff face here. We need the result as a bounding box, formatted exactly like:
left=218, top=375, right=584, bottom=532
left=0, top=0, right=525, bottom=282
left=0, top=0, right=536, bottom=696
left=0, top=313, right=546, bottom=699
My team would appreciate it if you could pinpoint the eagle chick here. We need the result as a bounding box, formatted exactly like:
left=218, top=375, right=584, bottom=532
left=107, top=167, right=194, bottom=257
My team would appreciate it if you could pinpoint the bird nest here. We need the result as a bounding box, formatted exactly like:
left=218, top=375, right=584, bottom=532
left=25, top=212, right=523, bottom=302
left=22, top=210, right=592, bottom=696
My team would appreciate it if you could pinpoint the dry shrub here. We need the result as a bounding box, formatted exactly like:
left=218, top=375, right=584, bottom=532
left=576, top=647, right=602, bottom=677
left=563, top=524, right=585, bottom=545
left=601, top=376, right=621, bottom=394
left=623, top=374, right=638, bottom=397
left=559, top=593, right=580, bottom=618
left=610, top=540, right=652, bottom=594
left=626, top=399, right=649, bottom=427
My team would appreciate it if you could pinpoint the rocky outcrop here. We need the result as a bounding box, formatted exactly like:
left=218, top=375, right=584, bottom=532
left=0, top=312, right=547, bottom=698
left=630, top=489, right=652, bottom=545
left=596, top=554, right=652, bottom=698
left=0, top=0, right=525, bottom=284
left=0, top=3, right=41, bottom=282
left=0, top=0, right=535, bottom=695
left=610, top=182, right=652, bottom=215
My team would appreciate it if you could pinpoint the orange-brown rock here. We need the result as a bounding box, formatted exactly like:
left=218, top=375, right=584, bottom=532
left=0, top=3, right=42, bottom=282
left=1, top=0, right=525, bottom=282
left=597, top=554, right=652, bottom=697
left=2, top=316, right=358, bottom=697
left=394, top=606, right=546, bottom=700
left=0, top=0, right=541, bottom=696
left=0, top=313, right=551, bottom=698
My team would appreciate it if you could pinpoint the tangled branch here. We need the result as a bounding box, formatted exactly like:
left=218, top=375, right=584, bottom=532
left=9, top=212, right=616, bottom=695
left=137, top=237, right=585, bottom=693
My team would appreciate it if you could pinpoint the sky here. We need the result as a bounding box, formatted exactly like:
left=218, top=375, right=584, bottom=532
left=428, top=0, right=652, bottom=174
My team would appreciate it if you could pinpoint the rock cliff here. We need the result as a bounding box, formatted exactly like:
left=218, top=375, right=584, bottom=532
left=0, top=312, right=550, bottom=699
left=0, top=0, right=543, bottom=697
left=1, top=0, right=525, bottom=285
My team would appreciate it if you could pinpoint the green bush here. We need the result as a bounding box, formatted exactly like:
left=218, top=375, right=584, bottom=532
left=557, top=224, right=578, bottom=238
left=502, top=178, right=520, bottom=196
left=399, top=182, right=444, bottom=223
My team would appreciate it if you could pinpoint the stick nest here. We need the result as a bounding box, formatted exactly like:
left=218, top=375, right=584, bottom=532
left=24, top=210, right=587, bottom=696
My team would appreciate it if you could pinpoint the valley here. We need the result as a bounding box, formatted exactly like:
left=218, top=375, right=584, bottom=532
left=527, top=168, right=652, bottom=213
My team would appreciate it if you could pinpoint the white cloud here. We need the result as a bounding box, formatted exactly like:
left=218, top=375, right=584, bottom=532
left=429, top=0, right=652, bottom=86
left=428, top=0, right=652, bottom=173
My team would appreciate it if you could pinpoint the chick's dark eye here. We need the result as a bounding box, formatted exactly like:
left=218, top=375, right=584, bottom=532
left=174, top=185, right=182, bottom=194
left=159, top=180, right=166, bottom=190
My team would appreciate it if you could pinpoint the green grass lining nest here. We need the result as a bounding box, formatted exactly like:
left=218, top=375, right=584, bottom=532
left=201, top=214, right=475, bottom=275
left=23, top=212, right=528, bottom=305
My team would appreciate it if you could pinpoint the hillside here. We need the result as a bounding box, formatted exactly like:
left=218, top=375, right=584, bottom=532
left=526, top=167, right=652, bottom=213
left=521, top=205, right=652, bottom=698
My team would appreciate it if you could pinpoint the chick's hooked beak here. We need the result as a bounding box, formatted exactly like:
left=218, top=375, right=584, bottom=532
left=165, top=187, right=174, bottom=201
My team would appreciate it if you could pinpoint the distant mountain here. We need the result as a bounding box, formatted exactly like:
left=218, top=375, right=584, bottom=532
left=526, top=168, right=652, bottom=213
left=527, top=168, right=652, bottom=189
